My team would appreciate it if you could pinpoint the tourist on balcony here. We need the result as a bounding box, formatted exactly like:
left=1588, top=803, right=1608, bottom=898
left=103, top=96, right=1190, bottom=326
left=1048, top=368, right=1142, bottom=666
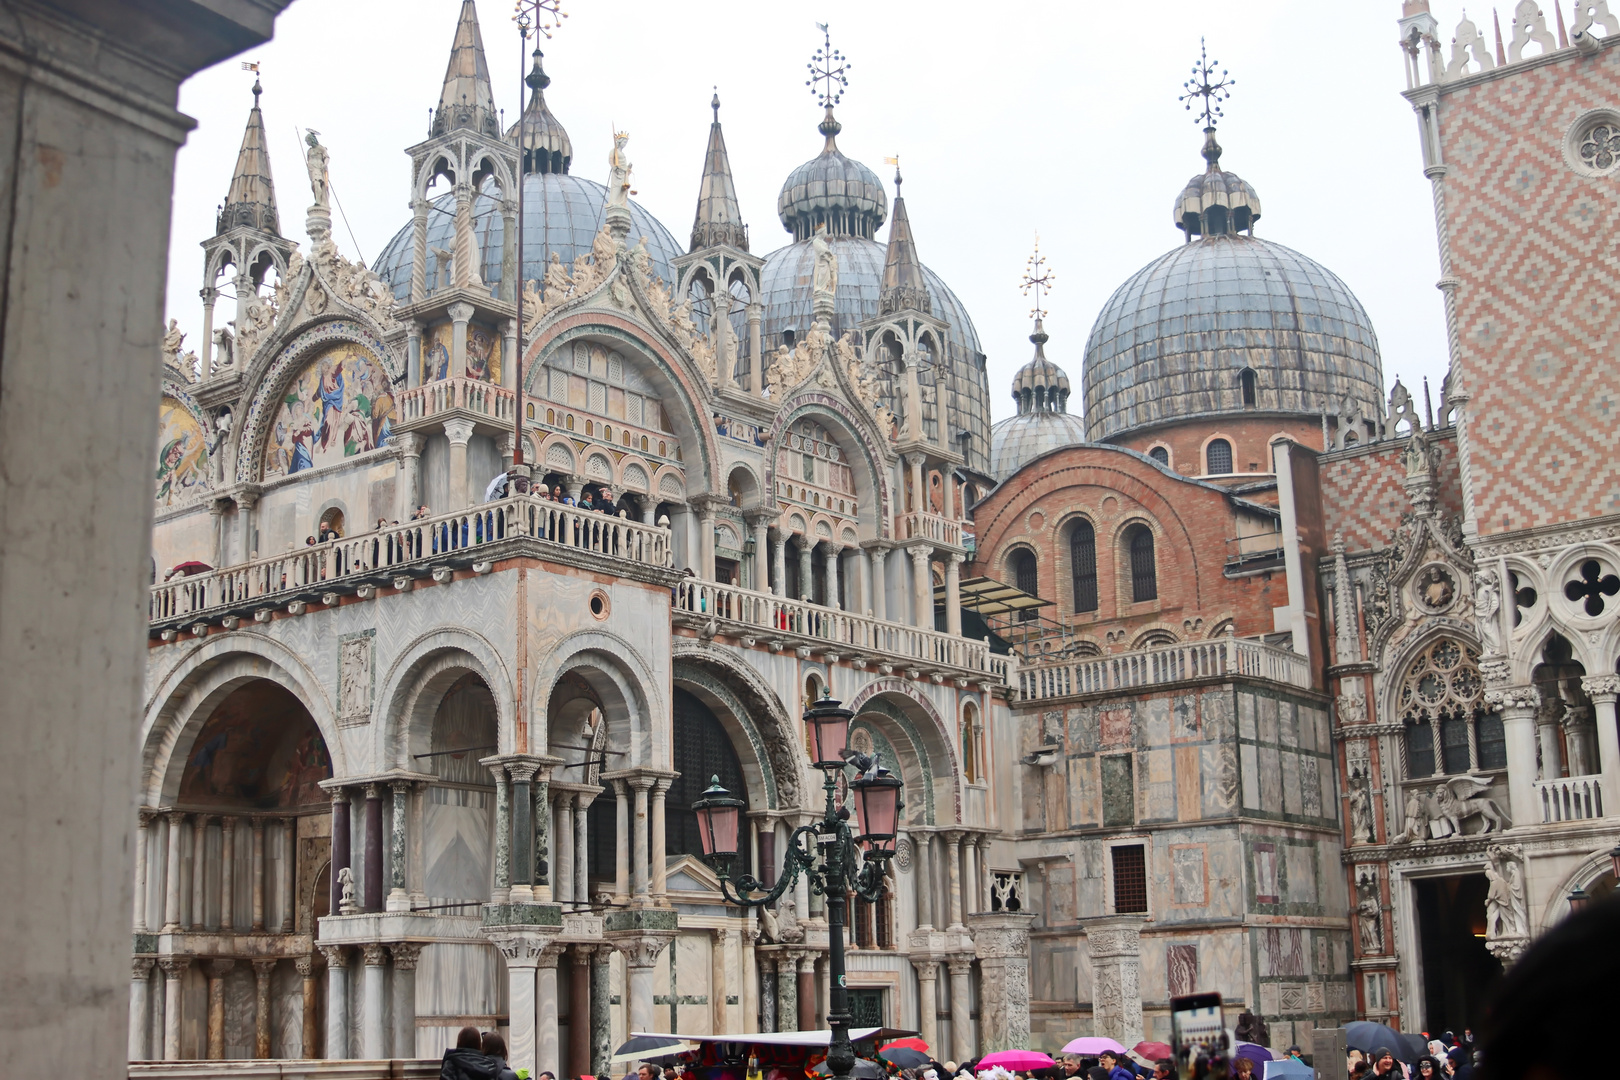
left=483, top=471, right=509, bottom=503
left=556, top=485, right=573, bottom=506
left=597, top=486, right=617, bottom=516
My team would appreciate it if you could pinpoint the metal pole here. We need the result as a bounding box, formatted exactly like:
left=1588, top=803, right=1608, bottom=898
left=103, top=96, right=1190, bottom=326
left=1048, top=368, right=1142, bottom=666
left=512, top=16, right=526, bottom=481
left=822, top=773, right=854, bottom=1080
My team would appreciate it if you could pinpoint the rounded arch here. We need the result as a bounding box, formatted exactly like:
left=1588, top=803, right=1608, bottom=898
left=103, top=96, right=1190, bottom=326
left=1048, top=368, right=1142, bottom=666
left=726, top=462, right=763, bottom=509
left=618, top=454, right=653, bottom=494
left=532, top=629, right=665, bottom=769
left=413, top=154, right=458, bottom=202
left=526, top=320, right=720, bottom=498
left=141, top=636, right=344, bottom=809
left=845, top=679, right=962, bottom=826
left=1057, top=511, right=1100, bottom=615
left=1200, top=431, right=1236, bottom=475
left=1114, top=515, right=1162, bottom=605
left=765, top=395, right=896, bottom=541
left=1541, top=846, right=1620, bottom=928
left=375, top=627, right=517, bottom=770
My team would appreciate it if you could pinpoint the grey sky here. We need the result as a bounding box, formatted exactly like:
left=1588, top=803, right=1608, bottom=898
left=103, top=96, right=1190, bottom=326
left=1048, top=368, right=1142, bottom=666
left=166, top=0, right=1453, bottom=426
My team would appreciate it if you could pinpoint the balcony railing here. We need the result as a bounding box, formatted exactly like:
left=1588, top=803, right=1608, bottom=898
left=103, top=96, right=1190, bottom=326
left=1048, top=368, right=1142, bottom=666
left=151, top=497, right=670, bottom=625
left=1014, top=636, right=1311, bottom=701
left=896, top=510, right=963, bottom=548
left=397, top=376, right=515, bottom=425
left=1534, top=776, right=1605, bottom=823
left=674, top=577, right=1008, bottom=679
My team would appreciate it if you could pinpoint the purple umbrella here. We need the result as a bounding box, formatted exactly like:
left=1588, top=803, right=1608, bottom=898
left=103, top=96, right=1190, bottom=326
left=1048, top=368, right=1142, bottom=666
left=1235, top=1044, right=1273, bottom=1063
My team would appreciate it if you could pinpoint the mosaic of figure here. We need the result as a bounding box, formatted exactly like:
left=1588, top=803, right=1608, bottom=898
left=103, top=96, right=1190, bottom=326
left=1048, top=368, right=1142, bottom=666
left=155, top=396, right=211, bottom=504
left=264, top=343, right=394, bottom=478
left=422, top=321, right=499, bottom=384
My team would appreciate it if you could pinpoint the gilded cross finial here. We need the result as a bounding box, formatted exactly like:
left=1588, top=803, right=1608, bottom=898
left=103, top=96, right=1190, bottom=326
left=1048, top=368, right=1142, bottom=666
left=806, top=23, right=851, bottom=109
left=1179, top=38, right=1234, bottom=128
left=1020, top=236, right=1055, bottom=322
left=513, top=0, right=567, bottom=41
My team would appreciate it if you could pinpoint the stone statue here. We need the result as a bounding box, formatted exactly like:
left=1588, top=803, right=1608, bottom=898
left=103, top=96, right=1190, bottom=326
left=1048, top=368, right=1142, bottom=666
left=1234, top=1011, right=1269, bottom=1048
left=1402, top=431, right=1433, bottom=478
left=337, top=866, right=358, bottom=915
left=1475, top=569, right=1503, bottom=654
left=304, top=130, right=329, bottom=209
left=776, top=889, right=804, bottom=943
left=1393, top=787, right=1428, bottom=843
left=544, top=252, right=572, bottom=303
left=811, top=228, right=838, bottom=309
left=606, top=131, right=633, bottom=210
left=1436, top=774, right=1511, bottom=835
left=1349, top=777, right=1375, bottom=844
left=1356, top=874, right=1383, bottom=954
left=213, top=325, right=234, bottom=370
left=1485, top=845, right=1527, bottom=939
left=161, top=318, right=184, bottom=365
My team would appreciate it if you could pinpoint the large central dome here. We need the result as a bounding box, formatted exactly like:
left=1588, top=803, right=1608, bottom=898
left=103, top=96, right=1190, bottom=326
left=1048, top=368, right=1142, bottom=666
left=1080, top=133, right=1384, bottom=443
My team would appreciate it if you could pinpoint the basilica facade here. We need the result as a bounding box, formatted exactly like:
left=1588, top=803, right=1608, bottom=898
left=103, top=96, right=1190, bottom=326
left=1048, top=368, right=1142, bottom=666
left=132, top=0, right=1620, bottom=1072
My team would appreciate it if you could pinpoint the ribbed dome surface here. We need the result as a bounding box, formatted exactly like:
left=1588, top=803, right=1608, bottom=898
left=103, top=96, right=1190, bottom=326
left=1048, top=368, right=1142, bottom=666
left=990, top=411, right=1089, bottom=480
left=373, top=173, right=684, bottom=300
left=1080, top=234, right=1384, bottom=442
left=776, top=112, right=888, bottom=243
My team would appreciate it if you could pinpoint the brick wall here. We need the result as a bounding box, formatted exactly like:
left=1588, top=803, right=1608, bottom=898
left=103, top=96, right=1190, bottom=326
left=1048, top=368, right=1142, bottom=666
left=1319, top=429, right=1461, bottom=552
left=1111, top=416, right=1330, bottom=481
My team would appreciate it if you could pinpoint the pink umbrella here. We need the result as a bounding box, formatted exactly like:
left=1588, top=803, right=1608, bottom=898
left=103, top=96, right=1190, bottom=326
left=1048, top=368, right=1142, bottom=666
left=976, top=1051, right=1056, bottom=1071
left=1061, top=1038, right=1126, bottom=1056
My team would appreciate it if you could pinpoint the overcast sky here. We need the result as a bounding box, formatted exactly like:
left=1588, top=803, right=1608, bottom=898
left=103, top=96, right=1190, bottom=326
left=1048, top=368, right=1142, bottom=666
left=166, top=0, right=1456, bottom=425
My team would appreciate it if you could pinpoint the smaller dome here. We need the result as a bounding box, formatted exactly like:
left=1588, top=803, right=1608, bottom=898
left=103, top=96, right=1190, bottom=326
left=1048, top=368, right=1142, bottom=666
left=991, top=320, right=1087, bottom=479
left=1174, top=129, right=1261, bottom=238
left=506, top=51, right=572, bottom=177
left=777, top=108, right=888, bottom=242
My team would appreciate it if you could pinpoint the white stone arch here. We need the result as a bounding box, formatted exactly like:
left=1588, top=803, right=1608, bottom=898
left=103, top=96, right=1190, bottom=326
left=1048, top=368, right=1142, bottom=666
left=725, top=461, right=763, bottom=510
left=671, top=641, right=810, bottom=813
left=139, top=634, right=343, bottom=808
left=618, top=454, right=653, bottom=494
left=1540, top=845, right=1620, bottom=929
left=764, top=397, right=895, bottom=542
left=539, top=433, right=578, bottom=476
left=845, top=679, right=962, bottom=826
left=1526, top=543, right=1620, bottom=673
left=468, top=150, right=516, bottom=205
left=373, top=626, right=517, bottom=769
left=533, top=629, right=666, bottom=770
left=412, top=152, right=458, bottom=203
left=582, top=449, right=614, bottom=484
left=654, top=466, right=686, bottom=502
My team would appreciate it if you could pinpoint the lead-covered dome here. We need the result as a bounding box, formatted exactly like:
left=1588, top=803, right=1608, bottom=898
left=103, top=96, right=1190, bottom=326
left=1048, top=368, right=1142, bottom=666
left=1081, top=137, right=1383, bottom=443
left=990, top=320, right=1088, bottom=479
left=777, top=108, right=887, bottom=242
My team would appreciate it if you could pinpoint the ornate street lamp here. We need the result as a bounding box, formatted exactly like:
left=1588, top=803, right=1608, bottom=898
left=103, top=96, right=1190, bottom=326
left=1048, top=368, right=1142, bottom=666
left=1568, top=886, right=1591, bottom=913
left=692, top=689, right=902, bottom=1080
left=1609, top=842, right=1620, bottom=882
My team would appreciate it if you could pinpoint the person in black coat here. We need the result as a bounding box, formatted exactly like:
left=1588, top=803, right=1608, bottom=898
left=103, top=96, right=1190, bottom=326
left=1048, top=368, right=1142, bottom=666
left=441, top=1027, right=503, bottom=1080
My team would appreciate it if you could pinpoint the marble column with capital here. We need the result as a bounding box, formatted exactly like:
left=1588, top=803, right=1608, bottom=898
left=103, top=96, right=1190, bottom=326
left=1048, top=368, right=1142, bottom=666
left=133, top=811, right=153, bottom=933
left=389, top=782, right=410, bottom=910
left=320, top=946, right=349, bottom=1059
left=758, top=955, right=776, bottom=1033
left=1582, top=676, right=1620, bottom=808
left=749, top=515, right=771, bottom=593
left=866, top=542, right=888, bottom=621
left=1491, top=688, right=1542, bottom=827
left=445, top=416, right=477, bottom=510
left=363, top=784, right=383, bottom=912
left=538, top=944, right=565, bottom=1078
left=945, top=553, right=965, bottom=636
left=495, top=938, right=541, bottom=1076
left=944, top=831, right=965, bottom=929
left=823, top=544, right=842, bottom=610
left=251, top=817, right=267, bottom=930
left=509, top=761, right=538, bottom=903
left=360, top=943, right=389, bottom=1059
left=947, top=956, right=974, bottom=1063
left=395, top=432, right=423, bottom=522
left=650, top=779, right=671, bottom=904
left=574, top=789, right=595, bottom=904
left=709, top=929, right=729, bottom=1035
left=391, top=943, right=423, bottom=1061
left=630, top=778, right=652, bottom=904
left=913, top=831, right=934, bottom=930
left=772, top=534, right=788, bottom=598
left=448, top=299, right=475, bottom=380
left=296, top=954, right=319, bottom=1059
left=330, top=789, right=351, bottom=918
left=554, top=794, right=575, bottom=905
left=220, top=816, right=236, bottom=930
left=797, top=538, right=814, bottom=602
left=491, top=763, right=512, bottom=903
left=776, top=951, right=798, bottom=1033
left=569, top=944, right=594, bottom=1078
left=251, top=959, right=276, bottom=1058
left=190, top=815, right=207, bottom=930
left=159, top=956, right=190, bottom=1060
left=910, top=547, right=934, bottom=630
left=912, top=960, right=939, bottom=1054
left=612, top=780, right=630, bottom=905
left=129, top=957, right=155, bottom=1060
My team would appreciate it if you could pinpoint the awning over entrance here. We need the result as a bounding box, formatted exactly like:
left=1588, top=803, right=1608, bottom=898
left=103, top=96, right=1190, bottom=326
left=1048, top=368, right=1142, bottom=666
left=934, top=575, right=1050, bottom=617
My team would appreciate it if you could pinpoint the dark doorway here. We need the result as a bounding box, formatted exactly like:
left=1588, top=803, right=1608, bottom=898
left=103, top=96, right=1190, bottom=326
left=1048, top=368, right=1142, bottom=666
left=1413, top=874, right=1501, bottom=1032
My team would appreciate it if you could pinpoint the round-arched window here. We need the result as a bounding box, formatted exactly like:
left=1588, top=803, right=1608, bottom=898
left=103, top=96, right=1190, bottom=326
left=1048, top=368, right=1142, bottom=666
left=1206, top=439, right=1233, bottom=475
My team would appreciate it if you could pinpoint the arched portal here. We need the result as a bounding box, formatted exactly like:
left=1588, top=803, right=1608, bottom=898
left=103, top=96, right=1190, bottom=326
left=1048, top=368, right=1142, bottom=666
left=667, top=688, right=751, bottom=874
left=421, top=673, right=499, bottom=913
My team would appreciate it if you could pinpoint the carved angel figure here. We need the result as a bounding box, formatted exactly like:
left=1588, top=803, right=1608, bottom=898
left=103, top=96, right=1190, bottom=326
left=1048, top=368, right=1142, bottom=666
left=522, top=279, right=544, bottom=326
left=1475, top=569, right=1503, bottom=654
left=544, top=252, right=571, bottom=303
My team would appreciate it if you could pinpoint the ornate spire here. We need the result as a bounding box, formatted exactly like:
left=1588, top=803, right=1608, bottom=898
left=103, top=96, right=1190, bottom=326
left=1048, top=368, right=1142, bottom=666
left=879, top=159, right=929, bottom=315
left=689, top=91, right=747, bottom=252
left=217, top=75, right=279, bottom=236
left=432, top=0, right=499, bottom=139
left=1173, top=41, right=1259, bottom=238
left=1013, top=239, right=1067, bottom=414
left=508, top=48, right=571, bottom=175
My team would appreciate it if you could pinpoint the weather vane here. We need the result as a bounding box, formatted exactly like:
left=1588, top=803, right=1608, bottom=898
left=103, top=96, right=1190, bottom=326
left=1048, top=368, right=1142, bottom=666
left=1179, top=38, right=1234, bottom=128
left=806, top=22, right=850, bottom=108
left=512, top=0, right=567, bottom=40
left=1020, top=236, right=1055, bottom=322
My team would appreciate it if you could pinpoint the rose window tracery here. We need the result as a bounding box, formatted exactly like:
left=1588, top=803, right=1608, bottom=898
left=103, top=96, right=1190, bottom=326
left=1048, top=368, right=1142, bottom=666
left=1400, top=638, right=1504, bottom=776
left=1580, top=123, right=1620, bottom=172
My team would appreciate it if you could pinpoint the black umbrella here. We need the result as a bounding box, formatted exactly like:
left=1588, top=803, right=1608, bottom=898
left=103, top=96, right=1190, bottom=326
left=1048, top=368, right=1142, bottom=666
left=813, top=1060, right=888, bottom=1079
left=1343, top=1022, right=1425, bottom=1063
left=880, top=1048, right=931, bottom=1070
left=611, top=1036, right=696, bottom=1064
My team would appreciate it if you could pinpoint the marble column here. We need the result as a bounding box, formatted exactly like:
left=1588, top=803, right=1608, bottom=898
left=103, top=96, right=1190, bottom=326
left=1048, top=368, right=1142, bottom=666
left=575, top=789, right=595, bottom=904
left=945, top=553, right=964, bottom=637
left=864, top=542, right=888, bottom=621
left=776, top=951, right=798, bottom=1032
left=252, top=959, right=275, bottom=1058
left=500, top=941, right=540, bottom=1076
left=947, top=956, right=974, bottom=1063
left=797, top=952, right=816, bottom=1031
left=612, top=780, right=630, bottom=905
left=388, top=782, right=409, bottom=910
left=555, top=794, right=575, bottom=905
left=944, top=831, right=965, bottom=929
left=912, top=960, right=939, bottom=1054
left=190, top=815, right=207, bottom=930
left=283, top=817, right=298, bottom=931
left=510, top=762, right=537, bottom=902
left=1496, top=693, right=1541, bottom=827
left=538, top=944, right=565, bottom=1078
left=797, top=539, right=814, bottom=602
left=748, top=303, right=764, bottom=394
left=130, top=957, right=155, bottom=1060
left=361, top=944, right=389, bottom=1059
left=651, top=778, right=671, bottom=904
left=979, top=836, right=995, bottom=913
left=296, top=954, right=319, bottom=1059
left=410, top=198, right=429, bottom=303
left=742, top=930, right=759, bottom=1034
left=698, top=499, right=717, bottom=580
left=630, top=778, right=652, bottom=903
left=824, top=544, right=842, bottom=610
left=569, top=945, right=593, bottom=1078
left=590, top=944, right=613, bottom=1076
left=247, top=818, right=268, bottom=930
left=391, top=943, right=422, bottom=1062
left=330, top=790, right=351, bottom=918
left=320, top=946, right=349, bottom=1059
left=913, top=831, right=934, bottom=929
left=363, top=784, right=384, bottom=911
left=759, top=955, right=776, bottom=1033
left=750, top=516, right=771, bottom=593
left=160, top=956, right=190, bottom=1061
left=772, top=534, right=788, bottom=598
left=220, top=817, right=236, bottom=931
left=535, top=773, right=552, bottom=902
left=613, top=936, right=672, bottom=1037
left=911, top=547, right=934, bottom=630
left=1085, top=917, right=1144, bottom=1050
left=491, top=764, right=511, bottom=903
left=1582, top=676, right=1620, bottom=808
left=445, top=416, right=476, bottom=510
left=133, top=811, right=152, bottom=932
left=709, top=928, right=729, bottom=1035
left=1539, top=705, right=1566, bottom=781
left=396, top=432, right=423, bottom=521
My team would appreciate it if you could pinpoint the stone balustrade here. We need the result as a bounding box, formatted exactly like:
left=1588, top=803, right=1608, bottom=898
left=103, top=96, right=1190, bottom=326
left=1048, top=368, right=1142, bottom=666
left=1014, top=635, right=1311, bottom=701
left=396, top=376, right=514, bottom=424
left=896, top=509, right=963, bottom=548
left=674, top=577, right=1007, bottom=679
left=150, top=497, right=671, bottom=627
left=1533, top=775, right=1605, bottom=823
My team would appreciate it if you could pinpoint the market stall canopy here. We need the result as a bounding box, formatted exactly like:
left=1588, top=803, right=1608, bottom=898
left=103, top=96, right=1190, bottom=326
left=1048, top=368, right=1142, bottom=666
left=630, top=1030, right=918, bottom=1048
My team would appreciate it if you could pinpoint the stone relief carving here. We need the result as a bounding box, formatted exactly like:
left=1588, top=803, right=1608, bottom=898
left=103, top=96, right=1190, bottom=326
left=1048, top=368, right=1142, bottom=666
left=1484, top=844, right=1528, bottom=951
left=1348, top=771, right=1376, bottom=844
left=338, top=634, right=373, bottom=724
left=1356, top=869, right=1383, bottom=954
left=1434, top=775, right=1511, bottom=835
left=1475, top=568, right=1503, bottom=655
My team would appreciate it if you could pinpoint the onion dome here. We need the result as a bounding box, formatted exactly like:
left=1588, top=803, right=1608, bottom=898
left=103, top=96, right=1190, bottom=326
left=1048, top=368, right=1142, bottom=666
left=1174, top=128, right=1261, bottom=238
left=990, top=320, right=1088, bottom=479
left=431, top=0, right=500, bottom=140
left=216, top=77, right=279, bottom=236
left=1080, top=133, right=1384, bottom=443
left=507, top=49, right=571, bottom=176
left=690, top=93, right=748, bottom=252
left=776, top=108, right=888, bottom=242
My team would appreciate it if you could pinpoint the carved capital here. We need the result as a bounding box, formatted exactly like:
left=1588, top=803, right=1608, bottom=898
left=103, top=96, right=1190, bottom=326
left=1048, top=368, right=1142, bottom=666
left=133, top=956, right=156, bottom=979
left=443, top=417, right=476, bottom=446
left=446, top=301, right=477, bottom=324
left=295, top=954, right=318, bottom=978
left=158, top=956, right=192, bottom=979
left=1485, top=685, right=1541, bottom=712
left=251, top=959, right=276, bottom=980
left=538, top=942, right=567, bottom=968
left=390, top=942, right=423, bottom=971
left=317, top=945, right=349, bottom=969
left=1581, top=675, right=1620, bottom=701
left=946, top=956, right=974, bottom=977
left=607, top=931, right=677, bottom=969
left=362, top=944, right=390, bottom=967
left=392, top=431, right=422, bottom=459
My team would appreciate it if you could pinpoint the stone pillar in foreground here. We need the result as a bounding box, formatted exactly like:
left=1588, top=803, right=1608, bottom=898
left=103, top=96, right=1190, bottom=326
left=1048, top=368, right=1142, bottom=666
left=1085, top=916, right=1146, bottom=1052
left=968, top=911, right=1035, bottom=1053
left=319, top=946, right=349, bottom=1059
left=946, top=955, right=974, bottom=1063
left=391, top=943, right=422, bottom=1061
